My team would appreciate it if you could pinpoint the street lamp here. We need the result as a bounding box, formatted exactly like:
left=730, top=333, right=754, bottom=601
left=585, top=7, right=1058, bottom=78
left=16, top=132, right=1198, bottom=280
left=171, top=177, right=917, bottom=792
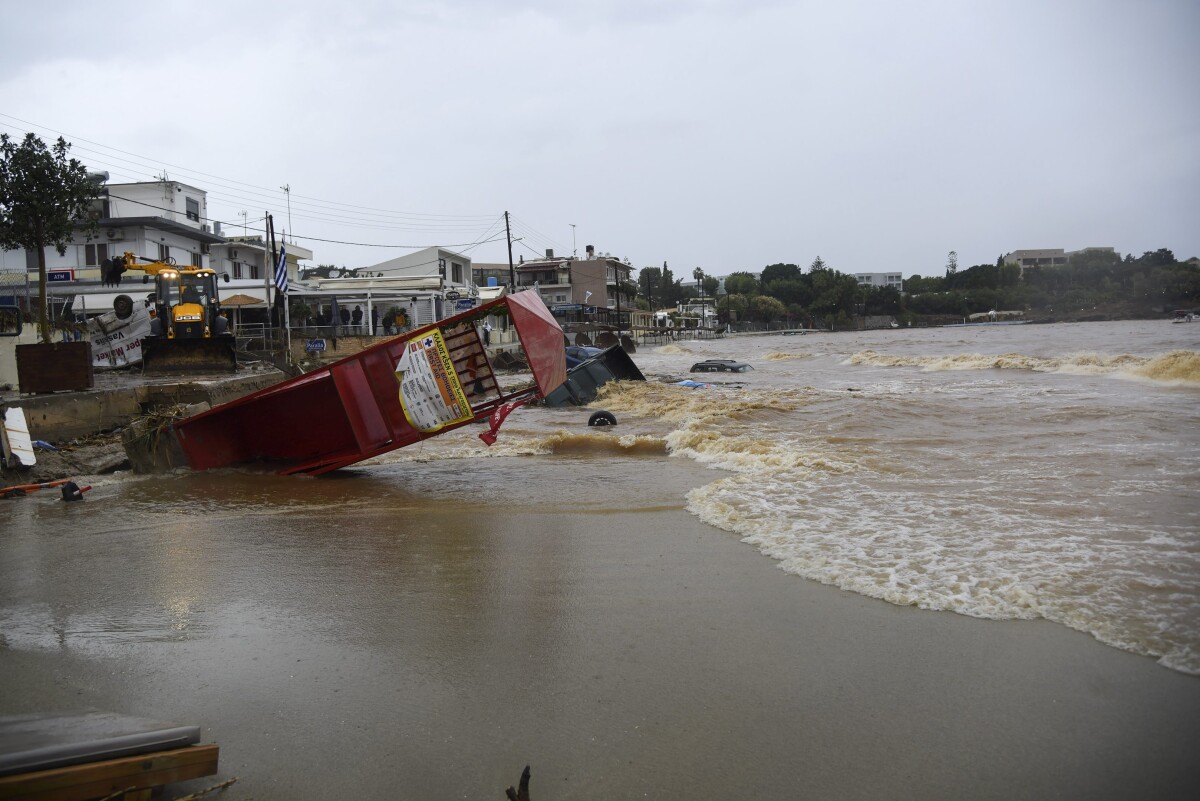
left=693, top=267, right=705, bottom=329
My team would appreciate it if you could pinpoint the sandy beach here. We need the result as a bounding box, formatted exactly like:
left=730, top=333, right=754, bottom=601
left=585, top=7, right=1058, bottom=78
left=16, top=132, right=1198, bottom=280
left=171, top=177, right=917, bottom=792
left=2, top=451, right=1197, bottom=800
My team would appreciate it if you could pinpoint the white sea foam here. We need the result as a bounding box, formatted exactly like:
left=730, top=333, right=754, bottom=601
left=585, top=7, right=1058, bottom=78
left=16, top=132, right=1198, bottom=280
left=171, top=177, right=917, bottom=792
left=845, top=348, right=1200, bottom=386
left=394, top=323, right=1200, bottom=673
left=620, top=324, right=1200, bottom=673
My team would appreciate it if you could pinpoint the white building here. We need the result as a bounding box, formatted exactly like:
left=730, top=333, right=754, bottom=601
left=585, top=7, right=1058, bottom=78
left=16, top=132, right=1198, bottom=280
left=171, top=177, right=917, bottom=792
left=207, top=233, right=314, bottom=307
left=1003, top=247, right=1116, bottom=271
left=854, top=272, right=903, bottom=290
left=2, top=178, right=227, bottom=314
left=366, top=247, right=474, bottom=288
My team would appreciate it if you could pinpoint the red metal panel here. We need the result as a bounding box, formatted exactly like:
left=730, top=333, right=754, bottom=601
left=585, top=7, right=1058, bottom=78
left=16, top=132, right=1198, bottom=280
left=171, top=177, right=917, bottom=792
left=174, top=294, right=567, bottom=475
left=506, top=291, right=567, bottom=396
left=331, top=358, right=392, bottom=452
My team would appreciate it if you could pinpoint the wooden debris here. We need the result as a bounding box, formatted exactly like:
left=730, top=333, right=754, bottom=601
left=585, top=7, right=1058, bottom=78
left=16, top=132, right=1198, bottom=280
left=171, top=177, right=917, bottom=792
left=505, top=765, right=531, bottom=801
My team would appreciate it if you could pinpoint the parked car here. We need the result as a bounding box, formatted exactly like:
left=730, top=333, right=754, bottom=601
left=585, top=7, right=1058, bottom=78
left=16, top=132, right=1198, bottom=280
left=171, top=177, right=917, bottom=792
left=566, top=345, right=604, bottom=361
left=690, top=360, right=754, bottom=373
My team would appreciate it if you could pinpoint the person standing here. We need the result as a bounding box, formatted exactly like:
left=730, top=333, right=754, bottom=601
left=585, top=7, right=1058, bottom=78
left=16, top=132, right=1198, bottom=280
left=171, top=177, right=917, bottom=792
left=483, top=321, right=492, bottom=346
left=371, top=306, right=379, bottom=335
left=352, top=305, right=363, bottom=332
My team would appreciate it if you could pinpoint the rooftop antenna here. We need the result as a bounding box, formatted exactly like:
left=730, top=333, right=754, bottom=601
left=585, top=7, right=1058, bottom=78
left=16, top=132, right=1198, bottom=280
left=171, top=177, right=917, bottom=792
left=239, top=211, right=248, bottom=236
left=570, top=223, right=577, bottom=257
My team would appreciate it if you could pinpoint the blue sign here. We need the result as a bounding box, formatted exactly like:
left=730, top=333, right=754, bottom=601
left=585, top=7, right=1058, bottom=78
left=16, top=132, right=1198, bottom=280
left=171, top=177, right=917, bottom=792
left=48, top=270, right=74, bottom=283
left=455, top=298, right=476, bottom=310
left=305, top=339, right=327, bottom=353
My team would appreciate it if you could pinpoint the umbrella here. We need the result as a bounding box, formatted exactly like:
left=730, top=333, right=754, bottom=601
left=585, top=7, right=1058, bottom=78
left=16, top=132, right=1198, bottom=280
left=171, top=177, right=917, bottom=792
left=221, top=293, right=267, bottom=307
left=220, top=293, right=267, bottom=330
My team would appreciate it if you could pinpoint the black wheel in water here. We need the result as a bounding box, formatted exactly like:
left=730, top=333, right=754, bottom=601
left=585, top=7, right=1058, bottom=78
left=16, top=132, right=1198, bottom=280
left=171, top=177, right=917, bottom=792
left=113, top=294, right=133, bottom=319
left=588, top=410, right=617, bottom=427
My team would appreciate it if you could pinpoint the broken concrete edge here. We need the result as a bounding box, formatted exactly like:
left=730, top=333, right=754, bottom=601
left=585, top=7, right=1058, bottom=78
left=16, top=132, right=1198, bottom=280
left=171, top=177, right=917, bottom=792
left=1, top=371, right=287, bottom=484
left=122, top=402, right=210, bottom=474
left=2, top=372, right=286, bottom=443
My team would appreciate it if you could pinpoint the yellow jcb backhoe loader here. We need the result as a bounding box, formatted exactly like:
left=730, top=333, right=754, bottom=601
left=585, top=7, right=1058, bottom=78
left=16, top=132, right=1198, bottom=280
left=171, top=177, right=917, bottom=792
left=113, top=251, right=237, bottom=373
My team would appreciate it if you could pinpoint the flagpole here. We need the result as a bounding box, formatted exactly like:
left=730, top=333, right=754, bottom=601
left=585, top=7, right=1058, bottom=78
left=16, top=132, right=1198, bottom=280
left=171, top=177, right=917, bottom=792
left=267, top=215, right=291, bottom=368
left=281, top=232, right=291, bottom=359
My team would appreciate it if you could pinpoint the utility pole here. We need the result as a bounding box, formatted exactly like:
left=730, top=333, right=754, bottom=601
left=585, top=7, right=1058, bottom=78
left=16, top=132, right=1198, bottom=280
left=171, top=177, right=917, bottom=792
left=570, top=223, right=577, bottom=258
left=614, top=257, right=622, bottom=345
left=280, top=185, right=292, bottom=243
left=505, top=211, right=515, bottom=290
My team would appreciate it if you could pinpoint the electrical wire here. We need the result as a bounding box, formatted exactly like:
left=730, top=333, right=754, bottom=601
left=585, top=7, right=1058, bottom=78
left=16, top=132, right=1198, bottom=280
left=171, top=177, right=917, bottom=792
left=1, top=115, right=541, bottom=255
left=0, top=114, right=497, bottom=223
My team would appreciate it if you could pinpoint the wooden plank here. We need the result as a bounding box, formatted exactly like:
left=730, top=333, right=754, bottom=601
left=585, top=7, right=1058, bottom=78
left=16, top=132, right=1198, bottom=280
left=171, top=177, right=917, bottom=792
left=0, top=744, right=218, bottom=801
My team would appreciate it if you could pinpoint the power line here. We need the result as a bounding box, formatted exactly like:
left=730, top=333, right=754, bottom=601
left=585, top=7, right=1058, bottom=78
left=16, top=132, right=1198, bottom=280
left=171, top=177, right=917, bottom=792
left=1, top=115, right=529, bottom=254
left=0, top=115, right=500, bottom=223
left=105, top=193, right=508, bottom=250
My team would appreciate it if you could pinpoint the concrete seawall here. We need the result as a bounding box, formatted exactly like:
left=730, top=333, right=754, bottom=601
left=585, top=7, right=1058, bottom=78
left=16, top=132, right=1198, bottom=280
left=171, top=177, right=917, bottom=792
left=2, top=369, right=287, bottom=442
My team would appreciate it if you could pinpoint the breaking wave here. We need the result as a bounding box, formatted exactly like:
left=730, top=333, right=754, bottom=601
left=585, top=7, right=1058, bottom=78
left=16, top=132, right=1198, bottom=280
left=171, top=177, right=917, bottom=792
left=764, top=351, right=813, bottom=361
left=594, top=380, right=802, bottom=424
left=846, top=349, right=1200, bottom=385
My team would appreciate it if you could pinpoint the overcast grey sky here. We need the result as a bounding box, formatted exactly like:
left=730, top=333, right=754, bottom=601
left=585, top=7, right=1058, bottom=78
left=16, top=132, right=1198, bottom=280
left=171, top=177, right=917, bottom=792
left=2, top=0, right=1196, bottom=277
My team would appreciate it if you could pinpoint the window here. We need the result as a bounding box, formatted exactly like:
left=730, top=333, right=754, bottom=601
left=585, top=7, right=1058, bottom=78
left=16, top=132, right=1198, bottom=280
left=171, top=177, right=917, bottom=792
left=158, top=243, right=170, bottom=262
left=185, top=197, right=200, bottom=222
left=84, top=243, right=109, bottom=266
left=232, top=262, right=243, bottom=279
left=452, top=262, right=463, bottom=283
left=191, top=252, right=201, bottom=267
left=249, top=263, right=259, bottom=280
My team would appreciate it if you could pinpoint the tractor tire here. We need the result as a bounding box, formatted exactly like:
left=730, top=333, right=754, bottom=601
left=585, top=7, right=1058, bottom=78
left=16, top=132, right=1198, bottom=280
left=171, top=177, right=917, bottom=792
left=588, top=410, right=617, bottom=427
left=113, top=294, right=134, bottom=320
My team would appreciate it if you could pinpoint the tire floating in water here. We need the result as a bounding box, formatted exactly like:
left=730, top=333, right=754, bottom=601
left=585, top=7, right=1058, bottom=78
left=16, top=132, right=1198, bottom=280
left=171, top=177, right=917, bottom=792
left=588, top=410, right=617, bottom=427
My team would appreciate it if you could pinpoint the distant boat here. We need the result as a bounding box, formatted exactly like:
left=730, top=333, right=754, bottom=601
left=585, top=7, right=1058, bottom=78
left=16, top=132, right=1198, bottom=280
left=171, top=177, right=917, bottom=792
left=1171, top=311, right=1195, bottom=323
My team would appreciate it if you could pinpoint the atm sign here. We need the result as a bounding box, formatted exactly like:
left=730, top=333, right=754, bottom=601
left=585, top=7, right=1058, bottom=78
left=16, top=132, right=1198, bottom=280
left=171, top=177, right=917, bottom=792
left=48, top=270, right=75, bottom=282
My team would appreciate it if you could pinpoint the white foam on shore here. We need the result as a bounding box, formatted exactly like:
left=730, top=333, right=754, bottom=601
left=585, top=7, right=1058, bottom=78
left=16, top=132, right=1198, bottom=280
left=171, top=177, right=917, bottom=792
left=684, top=464, right=1200, bottom=675
left=846, top=349, right=1200, bottom=386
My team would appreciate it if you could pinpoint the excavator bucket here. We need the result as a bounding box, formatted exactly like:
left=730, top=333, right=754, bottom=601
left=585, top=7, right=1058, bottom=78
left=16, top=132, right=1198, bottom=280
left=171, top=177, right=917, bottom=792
left=142, top=337, right=237, bottom=374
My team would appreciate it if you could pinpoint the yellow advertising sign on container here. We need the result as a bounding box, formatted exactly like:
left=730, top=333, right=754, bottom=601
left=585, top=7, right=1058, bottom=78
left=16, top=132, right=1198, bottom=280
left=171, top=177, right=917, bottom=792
left=394, top=330, right=472, bottom=432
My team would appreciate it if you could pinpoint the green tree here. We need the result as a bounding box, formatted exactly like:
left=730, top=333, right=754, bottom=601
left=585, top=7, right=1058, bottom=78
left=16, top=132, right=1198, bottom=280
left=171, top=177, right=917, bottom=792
left=638, top=265, right=664, bottom=308
left=750, top=295, right=787, bottom=323
left=717, top=292, right=750, bottom=324
left=0, top=133, right=103, bottom=342
left=765, top=278, right=812, bottom=307
left=761, top=262, right=801, bottom=284
left=724, top=271, right=759, bottom=295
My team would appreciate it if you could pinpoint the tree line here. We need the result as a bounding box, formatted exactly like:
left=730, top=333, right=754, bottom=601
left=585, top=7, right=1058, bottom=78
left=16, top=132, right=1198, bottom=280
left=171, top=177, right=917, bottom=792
left=634, top=250, right=1199, bottom=327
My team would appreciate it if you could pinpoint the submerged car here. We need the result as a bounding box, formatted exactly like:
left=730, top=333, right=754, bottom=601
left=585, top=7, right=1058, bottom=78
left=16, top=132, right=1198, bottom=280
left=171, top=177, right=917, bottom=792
left=690, top=360, right=754, bottom=373
left=565, top=345, right=604, bottom=362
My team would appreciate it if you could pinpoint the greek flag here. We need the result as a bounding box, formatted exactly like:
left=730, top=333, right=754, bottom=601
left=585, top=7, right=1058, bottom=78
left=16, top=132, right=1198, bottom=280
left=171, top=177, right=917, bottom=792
left=275, top=245, right=288, bottom=295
